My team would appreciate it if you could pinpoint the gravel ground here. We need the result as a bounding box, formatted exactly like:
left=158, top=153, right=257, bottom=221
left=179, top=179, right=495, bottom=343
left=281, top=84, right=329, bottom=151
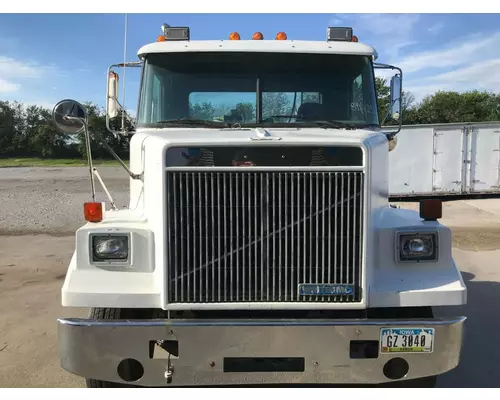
left=0, top=167, right=129, bottom=235
left=1, top=167, right=500, bottom=387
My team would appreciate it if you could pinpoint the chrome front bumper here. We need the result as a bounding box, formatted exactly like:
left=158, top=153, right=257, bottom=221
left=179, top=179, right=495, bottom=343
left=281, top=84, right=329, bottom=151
left=57, top=317, right=465, bottom=387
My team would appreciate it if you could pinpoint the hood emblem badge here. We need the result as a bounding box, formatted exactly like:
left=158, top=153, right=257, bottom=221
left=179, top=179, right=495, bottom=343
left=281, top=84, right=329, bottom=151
left=250, top=128, right=282, bottom=141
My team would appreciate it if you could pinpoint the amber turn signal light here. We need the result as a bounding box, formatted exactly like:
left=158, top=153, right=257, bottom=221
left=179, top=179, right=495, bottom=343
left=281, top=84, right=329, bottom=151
left=419, top=199, right=442, bottom=221
left=84, top=202, right=103, bottom=223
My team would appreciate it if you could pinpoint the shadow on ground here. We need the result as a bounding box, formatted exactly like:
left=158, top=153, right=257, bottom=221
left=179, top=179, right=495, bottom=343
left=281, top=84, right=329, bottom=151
left=436, top=271, right=499, bottom=388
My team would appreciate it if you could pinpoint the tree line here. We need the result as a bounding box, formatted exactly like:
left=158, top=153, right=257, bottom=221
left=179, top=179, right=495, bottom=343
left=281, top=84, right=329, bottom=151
left=376, top=78, right=500, bottom=125
left=1, top=79, right=499, bottom=159
left=0, top=102, right=131, bottom=159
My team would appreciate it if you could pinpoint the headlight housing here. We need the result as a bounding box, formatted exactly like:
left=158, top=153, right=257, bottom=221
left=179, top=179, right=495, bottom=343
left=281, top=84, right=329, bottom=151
left=91, top=234, right=129, bottom=262
left=397, top=232, right=438, bottom=262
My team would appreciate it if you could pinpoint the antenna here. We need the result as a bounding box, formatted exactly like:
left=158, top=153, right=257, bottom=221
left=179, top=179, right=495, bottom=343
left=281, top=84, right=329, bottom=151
left=121, top=13, right=128, bottom=133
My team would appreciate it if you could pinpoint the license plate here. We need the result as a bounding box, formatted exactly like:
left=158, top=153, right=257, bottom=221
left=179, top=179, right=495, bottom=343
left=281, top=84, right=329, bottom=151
left=380, top=328, right=434, bottom=354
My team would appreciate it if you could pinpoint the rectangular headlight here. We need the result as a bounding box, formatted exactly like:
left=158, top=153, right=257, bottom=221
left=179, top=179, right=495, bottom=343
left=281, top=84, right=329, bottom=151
left=397, top=232, right=438, bottom=262
left=92, top=235, right=129, bottom=262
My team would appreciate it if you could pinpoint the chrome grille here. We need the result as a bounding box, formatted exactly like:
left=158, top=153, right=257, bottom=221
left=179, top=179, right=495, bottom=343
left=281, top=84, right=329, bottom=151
left=166, top=170, right=364, bottom=304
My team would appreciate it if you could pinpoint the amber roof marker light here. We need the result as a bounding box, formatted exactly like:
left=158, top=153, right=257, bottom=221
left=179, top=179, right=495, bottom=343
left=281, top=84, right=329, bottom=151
left=252, top=32, right=264, bottom=40
left=229, top=32, right=241, bottom=40
left=276, top=32, right=287, bottom=40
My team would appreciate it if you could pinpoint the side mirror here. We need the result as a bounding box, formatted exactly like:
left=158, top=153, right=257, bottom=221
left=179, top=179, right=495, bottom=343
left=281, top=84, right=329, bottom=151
left=105, top=62, right=142, bottom=135
left=53, top=98, right=97, bottom=202
left=107, top=71, right=120, bottom=120
left=52, top=99, right=88, bottom=134
left=389, top=74, right=402, bottom=122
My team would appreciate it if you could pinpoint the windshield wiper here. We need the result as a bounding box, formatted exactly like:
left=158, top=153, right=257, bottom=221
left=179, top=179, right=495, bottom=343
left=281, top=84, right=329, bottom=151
left=296, top=120, right=357, bottom=130
left=154, top=118, right=227, bottom=128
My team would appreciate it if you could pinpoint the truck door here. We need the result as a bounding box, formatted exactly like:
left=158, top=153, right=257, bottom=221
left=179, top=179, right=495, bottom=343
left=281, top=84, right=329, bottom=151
left=467, top=125, right=500, bottom=193
left=432, top=126, right=467, bottom=194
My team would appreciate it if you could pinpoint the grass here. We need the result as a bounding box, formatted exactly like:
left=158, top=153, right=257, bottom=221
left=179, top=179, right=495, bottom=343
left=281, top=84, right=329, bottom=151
left=0, top=158, right=123, bottom=168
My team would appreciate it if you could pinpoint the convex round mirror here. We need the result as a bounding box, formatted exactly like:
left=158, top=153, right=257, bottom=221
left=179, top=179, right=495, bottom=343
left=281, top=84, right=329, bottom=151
left=52, top=99, right=88, bottom=134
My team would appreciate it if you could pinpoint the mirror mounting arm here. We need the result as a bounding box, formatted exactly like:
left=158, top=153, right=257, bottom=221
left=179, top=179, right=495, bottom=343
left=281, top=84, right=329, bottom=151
left=62, top=113, right=141, bottom=180
left=92, top=129, right=143, bottom=181
left=83, top=123, right=97, bottom=201
left=64, top=116, right=97, bottom=202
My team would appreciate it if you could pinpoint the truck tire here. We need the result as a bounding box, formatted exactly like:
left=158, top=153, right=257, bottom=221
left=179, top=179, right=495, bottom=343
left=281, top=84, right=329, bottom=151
left=85, top=308, right=140, bottom=388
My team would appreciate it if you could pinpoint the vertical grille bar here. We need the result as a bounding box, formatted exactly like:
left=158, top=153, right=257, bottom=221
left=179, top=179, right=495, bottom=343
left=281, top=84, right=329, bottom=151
left=187, top=173, right=191, bottom=300
left=236, top=173, right=240, bottom=301
left=278, top=173, right=282, bottom=301
left=346, top=172, right=352, bottom=300
left=327, top=173, right=332, bottom=284
left=333, top=173, right=338, bottom=291
left=260, top=174, right=264, bottom=299
left=296, top=174, right=301, bottom=302
left=321, top=173, right=326, bottom=284
left=247, top=173, right=252, bottom=302
left=290, top=173, right=295, bottom=301
left=315, top=172, right=320, bottom=302
left=168, top=170, right=364, bottom=304
left=223, top=173, right=228, bottom=302
left=284, top=174, right=289, bottom=300
left=179, top=174, right=184, bottom=301
left=211, top=173, right=215, bottom=302
left=357, top=174, right=364, bottom=301
left=309, top=173, right=313, bottom=303
left=352, top=173, right=357, bottom=302
left=240, top=174, right=244, bottom=301
left=202, top=173, right=206, bottom=302
left=272, top=173, right=276, bottom=301
left=302, top=173, right=306, bottom=289
left=339, top=172, right=344, bottom=303
left=266, top=173, right=270, bottom=302
left=217, top=173, right=221, bottom=302
left=229, top=173, right=234, bottom=301
left=172, top=173, right=178, bottom=302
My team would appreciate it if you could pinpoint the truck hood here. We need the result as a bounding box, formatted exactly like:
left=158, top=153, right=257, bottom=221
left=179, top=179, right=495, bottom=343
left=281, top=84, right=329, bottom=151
left=135, top=126, right=381, bottom=147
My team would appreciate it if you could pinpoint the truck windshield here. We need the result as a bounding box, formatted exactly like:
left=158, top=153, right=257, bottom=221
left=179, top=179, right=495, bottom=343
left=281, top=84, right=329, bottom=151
left=137, top=51, right=379, bottom=128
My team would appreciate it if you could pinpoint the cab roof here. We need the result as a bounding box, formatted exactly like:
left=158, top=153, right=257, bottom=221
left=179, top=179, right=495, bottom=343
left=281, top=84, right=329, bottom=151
left=137, top=40, right=378, bottom=60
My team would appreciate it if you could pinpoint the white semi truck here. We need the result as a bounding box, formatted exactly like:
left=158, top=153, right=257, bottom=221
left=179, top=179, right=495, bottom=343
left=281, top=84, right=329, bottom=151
left=53, top=25, right=466, bottom=388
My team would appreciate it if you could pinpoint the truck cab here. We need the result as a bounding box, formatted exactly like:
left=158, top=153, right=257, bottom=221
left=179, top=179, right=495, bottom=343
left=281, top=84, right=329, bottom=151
left=55, top=25, right=466, bottom=388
